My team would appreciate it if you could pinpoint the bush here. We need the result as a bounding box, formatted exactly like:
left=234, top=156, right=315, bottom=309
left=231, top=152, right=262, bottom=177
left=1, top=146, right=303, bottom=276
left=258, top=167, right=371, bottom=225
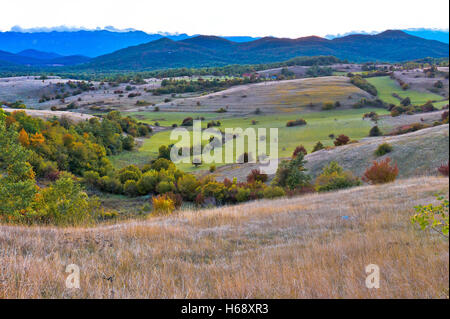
left=137, top=170, right=160, bottom=194
left=315, top=162, right=361, bottom=192
left=152, top=195, right=175, bottom=215
left=200, top=181, right=227, bottom=202
left=263, top=186, right=286, bottom=199
left=236, top=187, right=251, bottom=202
left=181, top=117, right=194, bottom=126
left=374, top=143, right=393, bottom=157
left=286, top=118, right=307, bottom=127
left=312, top=141, right=324, bottom=152
left=99, top=176, right=123, bottom=194
left=350, top=75, right=378, bottom=96
left=322, top=102, right=335, bottom=110
left=83, top=170, right=100, bottom=186
left=411, top=195, right=449, bottom=237
left=151, top=158, right=175, bottom=171
left=247, top=169, right=268, bottom=183
left=401, top=97, right=411, bottom=106
left=124, top=180, right=139, bottom=197
left=156, top=181, right=176, bottom=194
left=438, top=162, right=449, bottom=177
left=119, top=169, right=141, bottom=184
left=177, top=174, right=200, bottom=201
left=165, top=192, right=183, bottom=209
left=273, top=152, right=311, bottom=190
left=292, top=145, right=307, bottom=157
left=334, top=134, right=350, bottom=146
left=209, top=165, right=216, bottom=173
left=369, top=125, right=382, bottom=137
left=362, top=157, right=399, bottom=184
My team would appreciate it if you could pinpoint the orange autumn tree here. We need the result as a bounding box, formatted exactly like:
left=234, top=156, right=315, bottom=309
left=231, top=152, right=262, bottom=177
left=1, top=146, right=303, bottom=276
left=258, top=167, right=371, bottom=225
left=18, top=128, right=30, bottom=147
left=29, top=132, right=45, bottom=146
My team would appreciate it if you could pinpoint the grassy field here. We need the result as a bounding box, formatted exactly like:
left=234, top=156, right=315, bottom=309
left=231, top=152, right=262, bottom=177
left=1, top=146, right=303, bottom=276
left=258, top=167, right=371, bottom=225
left=367, top=76, right=445, bottom=106
left=111, top=107, right=391, bottom=171
left=1, top=177, right=447, bottom=298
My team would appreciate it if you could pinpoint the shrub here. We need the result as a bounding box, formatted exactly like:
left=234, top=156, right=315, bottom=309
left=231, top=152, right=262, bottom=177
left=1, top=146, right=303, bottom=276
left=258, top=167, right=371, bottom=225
left=124, top=180, right=139, bottom=197
left=350, top=75, right=378, bottom=96
left=315, top=162, right=361, bottom=192
left=200, top=181, right=227, bottom=202
left=99, top=176, right=123, bottom=194
left=137, top=170, right=160, bottom=194
left=155, top=181, right=176, bottom=194
left=247, top=169, right=268, bottom=183
left=263, top=186, right=286, bottom=199
left=362, top=157, right=399, bottom=184
left=334, top=134, right=350, bottom=146
left=322, top=102, right=335, bottom=110
left=181, top=117, right=194, bottom=126
left=411, top=195, right=449, bottom=237
left=369, top=125, right=382, bottom=137
left=177, top=174, right=200, bottom=201
left=165, top=192, right=183, bottom=209
left=152, top=195, right=175, bottom=215
left=273, top=152, right=311, bottom=190
left=401, top=97, right=411, bottom=106
left=312, top=141, right=324, bottom=152
left=83, top=170, right=100, bottom=186
left=374, top=143, right=393, bottom=157
left=438, top=162, right=449, bottom=177
left=119, top=169, right=141, bottom=184
left=216, top=108, right=227, bottom=113
left=151, top=158, right=175, bottom=171
left=236, top=187, right=251, bottom=202
left=292, top=145, right=307, bottom=157
left=286, top=118, right=307, bottom=127
left=209, top=165, right=216, bottom=173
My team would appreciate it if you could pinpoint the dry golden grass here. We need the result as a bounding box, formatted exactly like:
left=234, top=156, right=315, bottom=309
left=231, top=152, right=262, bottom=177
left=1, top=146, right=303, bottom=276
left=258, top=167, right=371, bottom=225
left=0, top=177, right=448, bottom=299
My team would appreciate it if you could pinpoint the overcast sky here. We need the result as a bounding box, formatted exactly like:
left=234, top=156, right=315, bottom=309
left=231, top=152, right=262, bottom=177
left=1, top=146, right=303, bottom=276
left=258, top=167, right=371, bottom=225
left=2, top=0, right=449, bottom=37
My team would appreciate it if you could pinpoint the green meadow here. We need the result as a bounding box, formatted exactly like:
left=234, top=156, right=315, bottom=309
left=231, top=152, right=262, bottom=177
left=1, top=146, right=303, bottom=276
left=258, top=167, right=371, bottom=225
left=367, top=76, right=445, bottom=106
left=111, top=107, right=390, bottom=171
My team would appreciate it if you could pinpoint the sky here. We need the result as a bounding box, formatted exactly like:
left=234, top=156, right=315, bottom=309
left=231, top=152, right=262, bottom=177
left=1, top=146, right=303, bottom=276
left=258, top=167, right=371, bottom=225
left=2, top=0, right=449, bottom=38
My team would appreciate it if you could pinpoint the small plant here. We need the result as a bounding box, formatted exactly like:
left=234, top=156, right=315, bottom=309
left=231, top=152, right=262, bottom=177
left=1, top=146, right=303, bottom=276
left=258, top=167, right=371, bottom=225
left=152, top=195, right=175, bottom=215
left=312, top=141, right=324, bottom=152
left=292, top=145, right=307, bottom=157
left=286, top=118, right=307, bottom=127
left=369, top=125, right=382, bottom=137
left=216, top=108, right=227, bottom=113
left=438, top=162, right=449, bottom=177
left=209, top=164, right=216, bottom=173
left=334, top=134, right=350, bottom=146
left=412, top=195, right=449, bottom=237
left=247, top=169, right=268, bottom=183
left=374, top=143, right=393, bottom=157
left=315, top=162, right=361, bottom=192
left=362, top=157, right=399, bottom=184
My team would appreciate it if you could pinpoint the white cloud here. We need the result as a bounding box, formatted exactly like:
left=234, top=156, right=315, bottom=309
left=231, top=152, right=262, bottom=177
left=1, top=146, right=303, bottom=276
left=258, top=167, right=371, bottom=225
left=2, top=0, right=449, bottom=38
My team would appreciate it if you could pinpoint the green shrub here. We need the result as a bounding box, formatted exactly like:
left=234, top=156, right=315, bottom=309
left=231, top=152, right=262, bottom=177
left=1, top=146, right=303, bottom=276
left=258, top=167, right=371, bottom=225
left=124, top=180, right=139, bottom=197
left=312, top=141, right=324, bottom=152
left=263, top=186, right=286, bottom=199
left=369, top=126, right=382, bottom=137
left=322, top=102, right=335, bottom=110
left=177, top=174, right=200, bottom=201
left=152, top=158, right=175, bottom=171
left=236, top=187, right=251, bottom=202
left=374, top=143, right=393, bottom=157
left=137, top=170, right=160, bottom=194
left=315, top=162, right=361, bottom=192
left=99, top=176, right=123, bottom=194
left=156, top=181, right=176, bottom=194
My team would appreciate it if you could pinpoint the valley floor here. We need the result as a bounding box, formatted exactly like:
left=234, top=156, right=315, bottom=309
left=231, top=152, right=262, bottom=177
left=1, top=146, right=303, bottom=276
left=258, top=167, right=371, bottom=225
left=0, top=176, right=448, bottom=298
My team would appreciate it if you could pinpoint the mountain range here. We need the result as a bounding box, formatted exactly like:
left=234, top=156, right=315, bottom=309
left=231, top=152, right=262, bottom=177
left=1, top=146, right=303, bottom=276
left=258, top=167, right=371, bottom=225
left=0, top=30, right=448, bottom=71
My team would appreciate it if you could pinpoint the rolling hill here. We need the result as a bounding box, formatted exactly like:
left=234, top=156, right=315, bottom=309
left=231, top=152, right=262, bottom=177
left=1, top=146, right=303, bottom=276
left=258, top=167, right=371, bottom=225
left=75, top=30, right=449, bottom=71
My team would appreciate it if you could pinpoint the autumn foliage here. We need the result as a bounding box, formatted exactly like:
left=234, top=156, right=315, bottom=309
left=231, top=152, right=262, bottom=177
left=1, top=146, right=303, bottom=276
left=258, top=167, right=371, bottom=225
left=362, top=157, right=399, bottom=184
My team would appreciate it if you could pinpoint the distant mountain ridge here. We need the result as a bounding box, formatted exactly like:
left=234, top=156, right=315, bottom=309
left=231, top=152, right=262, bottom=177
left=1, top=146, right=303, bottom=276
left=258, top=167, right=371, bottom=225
left=0, top=30, right=448, bottom=71
left=77, top=30, right=449, bottom=71
left=0, top=49, right=90, bottom=66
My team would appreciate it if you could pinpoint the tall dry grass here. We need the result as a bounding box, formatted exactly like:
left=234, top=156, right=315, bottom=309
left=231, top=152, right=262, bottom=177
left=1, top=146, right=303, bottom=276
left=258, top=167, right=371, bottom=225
left=0, top=177, right=448, bottom=299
